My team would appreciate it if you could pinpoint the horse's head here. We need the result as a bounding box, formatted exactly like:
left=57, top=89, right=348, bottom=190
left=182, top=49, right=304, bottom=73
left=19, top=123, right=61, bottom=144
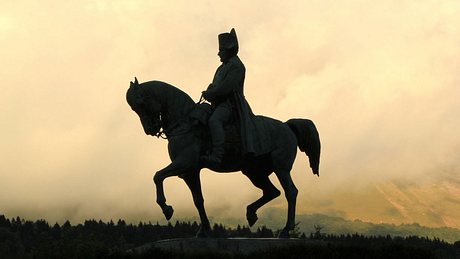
left=126, top=77, right=162, bottom=136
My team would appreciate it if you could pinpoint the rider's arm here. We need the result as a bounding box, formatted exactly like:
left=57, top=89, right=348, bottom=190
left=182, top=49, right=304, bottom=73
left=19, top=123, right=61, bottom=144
left=203, top=64, right=243, bottom=102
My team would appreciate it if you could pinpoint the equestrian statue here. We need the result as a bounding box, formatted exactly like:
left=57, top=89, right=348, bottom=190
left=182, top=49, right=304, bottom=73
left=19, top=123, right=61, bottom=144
left=126, top=28, right=321, bottom=238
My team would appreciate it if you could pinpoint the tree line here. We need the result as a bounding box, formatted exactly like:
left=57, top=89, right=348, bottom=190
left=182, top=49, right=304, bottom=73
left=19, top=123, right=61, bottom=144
left=0, top=214, right=459, bottom=258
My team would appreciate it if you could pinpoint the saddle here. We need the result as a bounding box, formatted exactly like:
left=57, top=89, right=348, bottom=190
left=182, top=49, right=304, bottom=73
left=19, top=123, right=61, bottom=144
left=189, top=103, right=241, bottom=155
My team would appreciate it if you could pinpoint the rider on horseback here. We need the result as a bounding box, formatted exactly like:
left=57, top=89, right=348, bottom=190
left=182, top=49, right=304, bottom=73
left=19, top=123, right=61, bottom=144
left=201, top=28, right=261, bottom=166
left=127, top=28, right=321, bottom=238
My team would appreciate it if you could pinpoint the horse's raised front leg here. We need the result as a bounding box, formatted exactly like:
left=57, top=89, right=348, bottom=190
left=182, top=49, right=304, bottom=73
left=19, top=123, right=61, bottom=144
left=181, top=172, right=211, bottom=238
left=153, top=160, right=189, bottom=220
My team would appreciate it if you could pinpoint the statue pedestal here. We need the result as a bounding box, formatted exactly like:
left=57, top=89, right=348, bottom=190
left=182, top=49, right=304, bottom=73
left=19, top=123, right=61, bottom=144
left=131, top=238, right=326, bottom=255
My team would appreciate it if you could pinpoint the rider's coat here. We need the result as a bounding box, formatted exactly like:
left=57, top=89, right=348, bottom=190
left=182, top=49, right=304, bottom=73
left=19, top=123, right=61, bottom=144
left=203, top=56, right=270, bottom=156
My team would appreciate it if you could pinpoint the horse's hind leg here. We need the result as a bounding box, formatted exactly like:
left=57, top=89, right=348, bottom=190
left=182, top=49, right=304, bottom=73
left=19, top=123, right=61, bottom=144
left=274, top=169, right=298, bottom=238
left=181, top=171, right=211, bottom=238
left=243, top=171, right=281, bottom=227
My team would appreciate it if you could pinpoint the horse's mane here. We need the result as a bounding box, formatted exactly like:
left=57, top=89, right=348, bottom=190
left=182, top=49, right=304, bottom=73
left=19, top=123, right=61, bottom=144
left=139, top=80, right=197, bottom=118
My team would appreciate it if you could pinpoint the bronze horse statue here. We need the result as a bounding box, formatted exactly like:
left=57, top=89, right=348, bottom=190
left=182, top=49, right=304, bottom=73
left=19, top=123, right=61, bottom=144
left=126, top=78, right=321, bottom=238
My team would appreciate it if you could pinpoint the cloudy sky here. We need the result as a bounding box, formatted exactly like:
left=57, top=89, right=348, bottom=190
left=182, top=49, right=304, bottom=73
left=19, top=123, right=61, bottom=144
left=1, top=1, right=459, bottom=228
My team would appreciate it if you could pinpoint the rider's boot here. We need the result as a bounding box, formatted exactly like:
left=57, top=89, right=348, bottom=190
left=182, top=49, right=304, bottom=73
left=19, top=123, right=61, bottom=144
left=202, top=121, right=225, bottom=166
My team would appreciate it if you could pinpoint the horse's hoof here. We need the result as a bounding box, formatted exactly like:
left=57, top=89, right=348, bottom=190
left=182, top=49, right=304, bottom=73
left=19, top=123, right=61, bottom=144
left=246, top=212, right=258, bottom=227
left=196, top=226, right=211, bottom=238
left=277, top=229, right=290, bottom=239
left=162, top=205, right=174, bottom=220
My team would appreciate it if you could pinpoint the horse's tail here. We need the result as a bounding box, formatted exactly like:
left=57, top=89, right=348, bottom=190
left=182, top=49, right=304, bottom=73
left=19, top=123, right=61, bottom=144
left=285, top=119, right=321, bottom=176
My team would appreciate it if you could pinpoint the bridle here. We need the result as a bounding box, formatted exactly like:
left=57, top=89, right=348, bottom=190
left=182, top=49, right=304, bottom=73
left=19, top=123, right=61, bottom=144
left=153, top=114, right=167, bottom=139
left=154, top=94, right=206, bottom=139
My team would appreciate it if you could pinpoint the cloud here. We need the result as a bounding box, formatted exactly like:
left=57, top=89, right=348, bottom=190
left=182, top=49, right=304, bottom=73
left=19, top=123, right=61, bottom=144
left=1, top=1, right=460, bottom=226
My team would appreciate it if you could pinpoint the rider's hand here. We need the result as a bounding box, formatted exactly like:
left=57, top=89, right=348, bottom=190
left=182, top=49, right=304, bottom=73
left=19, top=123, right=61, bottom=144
left=202, top=90, right=208, bottom=100
left=202, top=90, right=213, bottom=102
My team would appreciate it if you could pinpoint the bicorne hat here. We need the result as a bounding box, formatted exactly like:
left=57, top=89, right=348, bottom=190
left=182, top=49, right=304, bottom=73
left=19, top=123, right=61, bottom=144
left=218, top=28, right=239, bottom=52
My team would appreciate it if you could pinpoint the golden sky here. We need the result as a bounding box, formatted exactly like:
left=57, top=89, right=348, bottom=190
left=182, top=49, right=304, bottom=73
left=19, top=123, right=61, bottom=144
left=1, top=0, right=460, bottom=228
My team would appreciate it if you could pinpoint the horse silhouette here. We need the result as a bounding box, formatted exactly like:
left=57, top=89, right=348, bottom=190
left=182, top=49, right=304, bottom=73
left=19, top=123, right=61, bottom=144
left=126, top=78, right=320, bottom=238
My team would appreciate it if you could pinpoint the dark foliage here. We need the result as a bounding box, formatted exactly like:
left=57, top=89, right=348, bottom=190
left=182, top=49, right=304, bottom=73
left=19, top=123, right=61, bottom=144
left=0, top=214, right=458, bottom=258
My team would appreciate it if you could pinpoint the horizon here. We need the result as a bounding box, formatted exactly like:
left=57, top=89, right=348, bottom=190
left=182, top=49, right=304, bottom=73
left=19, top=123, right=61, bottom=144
left=3, top=209, right=460, bottom=244
left=2, top=208, right=459, bottom=233
left=1, top=1, right=459, bottom=230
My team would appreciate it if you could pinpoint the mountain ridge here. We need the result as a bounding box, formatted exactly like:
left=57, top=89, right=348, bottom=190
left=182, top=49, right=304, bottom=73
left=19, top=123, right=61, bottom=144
left=189, top=208, right=460, bottom=243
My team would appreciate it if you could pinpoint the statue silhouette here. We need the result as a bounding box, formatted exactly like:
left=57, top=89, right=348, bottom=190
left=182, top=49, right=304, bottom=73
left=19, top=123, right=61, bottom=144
left=126, top=30, right=320, bottom=238
left=201, top=28, right=266, bottom=167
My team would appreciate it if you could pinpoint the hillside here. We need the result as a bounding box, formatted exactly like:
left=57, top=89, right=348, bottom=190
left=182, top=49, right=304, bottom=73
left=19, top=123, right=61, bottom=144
left=202, top=208, right=460, bottom=243
left=1, top=215, right=459, bottom=258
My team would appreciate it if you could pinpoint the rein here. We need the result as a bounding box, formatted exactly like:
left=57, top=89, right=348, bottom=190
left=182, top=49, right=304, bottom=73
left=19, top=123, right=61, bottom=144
left=155, top=119, right=188, bottom=139
left=155, top=94, right=205, bottom=139
left=155, top=130, right=168, bottom=139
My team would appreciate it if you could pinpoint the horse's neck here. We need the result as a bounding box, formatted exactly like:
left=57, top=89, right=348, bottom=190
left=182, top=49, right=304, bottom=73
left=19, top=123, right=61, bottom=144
left=156, top=83, right=195, bottom=128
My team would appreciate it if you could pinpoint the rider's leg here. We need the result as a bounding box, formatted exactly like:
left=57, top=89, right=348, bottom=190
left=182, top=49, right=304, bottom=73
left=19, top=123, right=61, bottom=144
left=205, top=104, right=231, bottom=164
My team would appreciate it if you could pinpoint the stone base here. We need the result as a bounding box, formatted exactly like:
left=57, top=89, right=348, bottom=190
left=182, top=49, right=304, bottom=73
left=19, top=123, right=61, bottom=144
left=130, top=238, right=326, bottom=255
